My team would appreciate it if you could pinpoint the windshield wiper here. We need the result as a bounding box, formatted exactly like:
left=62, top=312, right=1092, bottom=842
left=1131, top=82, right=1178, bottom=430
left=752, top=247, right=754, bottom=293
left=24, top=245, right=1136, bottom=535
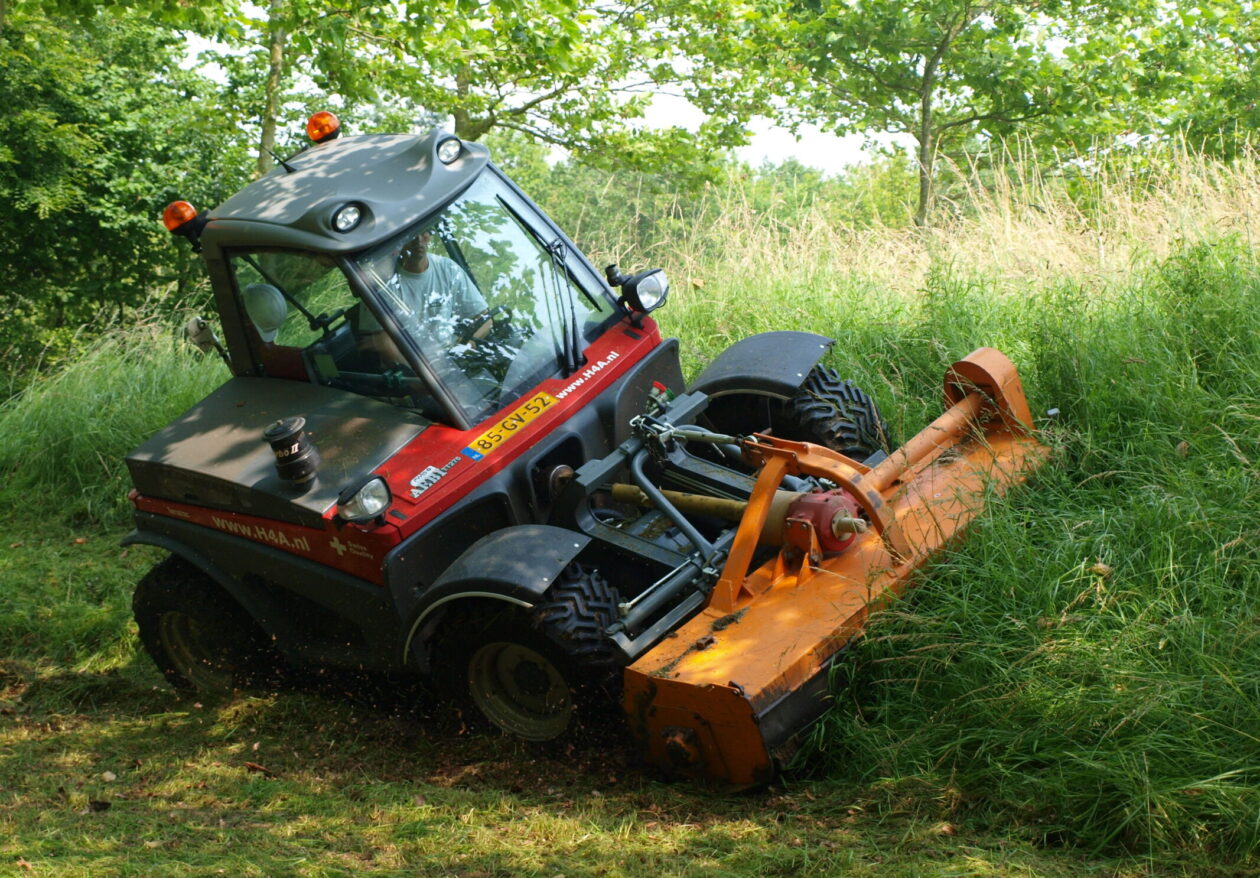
left=545, top=238, right=586, bottom=376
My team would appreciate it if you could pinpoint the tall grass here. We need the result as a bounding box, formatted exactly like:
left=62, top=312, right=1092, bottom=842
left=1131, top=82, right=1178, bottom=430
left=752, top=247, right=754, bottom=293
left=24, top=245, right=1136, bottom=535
left=565, top=139, right=1260, bottom=309
left=589, top=144, right=1260, bottom=857
left=799, top=239, right=1260, bottom=856
left=0, top=144, right=1257, bottom=862
left=0, top=318, right=221, bottom=523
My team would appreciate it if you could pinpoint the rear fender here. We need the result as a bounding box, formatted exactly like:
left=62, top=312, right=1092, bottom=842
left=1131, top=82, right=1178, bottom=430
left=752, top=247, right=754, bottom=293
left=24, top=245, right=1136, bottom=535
left=401, top=525, right=591, bottom=666
left=121, top=529, right=267, bottom=624
left=688, top=331, right=833, bottom=400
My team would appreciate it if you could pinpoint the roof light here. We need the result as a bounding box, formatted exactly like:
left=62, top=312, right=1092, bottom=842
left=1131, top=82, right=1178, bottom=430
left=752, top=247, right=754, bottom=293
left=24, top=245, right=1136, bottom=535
left=332, top=203, right=362, bottom=232
left=437, top=137, right=462, bottom=164
left=307, top=111, right=341, bottom=144
left=162, top=201, right=198, bottom=232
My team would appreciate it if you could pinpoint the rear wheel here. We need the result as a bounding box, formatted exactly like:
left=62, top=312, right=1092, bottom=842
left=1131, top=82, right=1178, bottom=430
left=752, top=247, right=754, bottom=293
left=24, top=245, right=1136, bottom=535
left=133, top=556, right=274, bottom=695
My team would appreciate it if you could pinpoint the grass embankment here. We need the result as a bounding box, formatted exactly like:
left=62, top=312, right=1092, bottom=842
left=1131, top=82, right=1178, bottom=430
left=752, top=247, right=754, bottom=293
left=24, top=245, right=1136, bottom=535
left=1, top=148, right=1257, bottom=874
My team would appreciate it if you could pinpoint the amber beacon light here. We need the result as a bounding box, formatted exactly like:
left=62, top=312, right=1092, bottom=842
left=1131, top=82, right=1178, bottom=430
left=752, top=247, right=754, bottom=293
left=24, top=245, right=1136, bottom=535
left=307, top=111, right=341, bottom=144
left=161, top=200, right=207, bottom=251
left=162, top=201, right=198, bottom=232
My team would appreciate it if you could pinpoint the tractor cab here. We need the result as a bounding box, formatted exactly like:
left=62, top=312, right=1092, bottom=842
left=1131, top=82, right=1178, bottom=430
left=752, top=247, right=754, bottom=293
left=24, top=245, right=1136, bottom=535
left=171, top=119, right=666, bottom=432
left=225, top=171, right=621, bottom=430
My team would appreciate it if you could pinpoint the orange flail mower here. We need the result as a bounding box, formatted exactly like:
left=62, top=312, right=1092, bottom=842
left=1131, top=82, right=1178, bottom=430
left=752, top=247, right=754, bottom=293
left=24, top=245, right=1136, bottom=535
left=623, top=347, right=1050, bottom=785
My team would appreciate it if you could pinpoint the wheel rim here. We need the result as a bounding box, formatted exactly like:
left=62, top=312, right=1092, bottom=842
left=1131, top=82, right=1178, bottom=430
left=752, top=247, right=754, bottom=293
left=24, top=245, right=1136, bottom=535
left=157, top=610, right=237, bottom=694
left=467, top=641, right=573, bottom=741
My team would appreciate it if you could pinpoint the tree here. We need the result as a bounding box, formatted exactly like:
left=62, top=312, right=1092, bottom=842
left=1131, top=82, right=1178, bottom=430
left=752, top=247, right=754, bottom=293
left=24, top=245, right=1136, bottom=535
left=676, top=0, right=1188, bottom=225
left=1159, top=1, right=1260, bottom=158
left=187, top=0, right=732, bottom=178
left=0, top=11, right=252, bottom=370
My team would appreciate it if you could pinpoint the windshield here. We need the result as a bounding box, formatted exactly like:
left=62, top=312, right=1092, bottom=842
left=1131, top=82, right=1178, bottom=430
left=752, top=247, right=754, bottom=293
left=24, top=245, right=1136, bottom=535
left=352, top=173, right=615, bottom=423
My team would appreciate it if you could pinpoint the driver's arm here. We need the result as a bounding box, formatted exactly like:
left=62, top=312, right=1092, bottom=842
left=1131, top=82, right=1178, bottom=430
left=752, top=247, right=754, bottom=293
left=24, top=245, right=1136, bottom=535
left=447, top=263, right=488, bottom=321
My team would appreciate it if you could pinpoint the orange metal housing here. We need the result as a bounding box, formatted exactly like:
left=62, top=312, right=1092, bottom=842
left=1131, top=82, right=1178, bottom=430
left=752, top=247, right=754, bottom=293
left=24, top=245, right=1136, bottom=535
left=622, top=348, right=1051, bottom=786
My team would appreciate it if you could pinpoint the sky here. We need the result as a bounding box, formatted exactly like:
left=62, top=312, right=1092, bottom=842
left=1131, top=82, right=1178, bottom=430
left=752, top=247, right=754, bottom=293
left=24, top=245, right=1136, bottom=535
left=644, top=91, right=882, bottom=175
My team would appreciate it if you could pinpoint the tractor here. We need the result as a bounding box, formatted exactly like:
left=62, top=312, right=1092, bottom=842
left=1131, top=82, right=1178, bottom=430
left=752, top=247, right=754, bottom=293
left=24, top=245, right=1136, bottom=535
left=128, top=113, right=1048, bottom=785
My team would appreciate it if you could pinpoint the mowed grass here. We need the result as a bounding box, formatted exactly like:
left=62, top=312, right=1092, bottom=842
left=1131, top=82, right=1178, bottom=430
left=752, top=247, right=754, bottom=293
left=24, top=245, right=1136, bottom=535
left=0, top=534, right=1144, bottom=877
left=1, top=148, right=1258, bottom=874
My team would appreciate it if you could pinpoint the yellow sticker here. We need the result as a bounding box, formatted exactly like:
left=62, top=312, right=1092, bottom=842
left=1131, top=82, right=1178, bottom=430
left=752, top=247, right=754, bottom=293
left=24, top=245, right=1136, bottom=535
left=462, top=392, right=557, bottom=460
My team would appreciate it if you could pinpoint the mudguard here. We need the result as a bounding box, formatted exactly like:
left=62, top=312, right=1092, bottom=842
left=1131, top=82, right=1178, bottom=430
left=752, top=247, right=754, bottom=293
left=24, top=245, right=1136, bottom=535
left=122, top=528, right=268, bottom=624
left=688, top=331, right=833, bottom=400
left=123, top=517, right=404, bottom=670
left=401, top=524, right=591, bottom=663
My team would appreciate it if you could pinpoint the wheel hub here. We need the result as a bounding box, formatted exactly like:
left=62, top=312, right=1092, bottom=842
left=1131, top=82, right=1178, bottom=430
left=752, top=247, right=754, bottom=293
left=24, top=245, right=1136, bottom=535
left=157, top=610, right=237, bottom=694
left=468, top=641, right=573, bottom=741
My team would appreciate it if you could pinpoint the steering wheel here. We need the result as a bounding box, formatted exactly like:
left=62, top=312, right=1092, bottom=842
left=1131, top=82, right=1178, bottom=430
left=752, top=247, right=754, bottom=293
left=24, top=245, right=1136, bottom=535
left=457, top=305, right=511, bottom=345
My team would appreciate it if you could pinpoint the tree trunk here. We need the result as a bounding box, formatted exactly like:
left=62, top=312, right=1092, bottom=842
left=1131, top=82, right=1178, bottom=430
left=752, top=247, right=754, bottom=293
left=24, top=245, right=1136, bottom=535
left=256, top=0, right=288, bottom=178
left=448, top=67, right=495, bottom=141
left=915, top=68, right=937, bottom=227
left=915, top=135, right=933, bottom=228
left=913, top=7, right=973, bottom=227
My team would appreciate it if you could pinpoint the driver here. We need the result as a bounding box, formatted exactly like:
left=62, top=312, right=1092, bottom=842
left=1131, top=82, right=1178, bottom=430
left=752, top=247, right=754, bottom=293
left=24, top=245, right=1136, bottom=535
left=390, top=230, right=487, bottom=347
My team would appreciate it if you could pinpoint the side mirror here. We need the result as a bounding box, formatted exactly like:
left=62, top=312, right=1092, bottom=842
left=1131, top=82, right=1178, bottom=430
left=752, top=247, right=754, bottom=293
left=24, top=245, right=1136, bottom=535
left=184, top=315, right=231, bottom=368
left=605, top=265, right=669, bottom=326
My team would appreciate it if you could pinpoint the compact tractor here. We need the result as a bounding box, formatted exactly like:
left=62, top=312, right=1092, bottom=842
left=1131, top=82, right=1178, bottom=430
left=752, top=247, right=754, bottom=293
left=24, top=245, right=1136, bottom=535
left=129, top=112, right=1048, bottom=785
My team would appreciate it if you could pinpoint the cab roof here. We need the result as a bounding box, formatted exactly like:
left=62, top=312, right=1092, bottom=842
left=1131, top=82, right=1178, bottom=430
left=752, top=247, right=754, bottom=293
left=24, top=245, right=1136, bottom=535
left=203, top=130, right=490, bottom=255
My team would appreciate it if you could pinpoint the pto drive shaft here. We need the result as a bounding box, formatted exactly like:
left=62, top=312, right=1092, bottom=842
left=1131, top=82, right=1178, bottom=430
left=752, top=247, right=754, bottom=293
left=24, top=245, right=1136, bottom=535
left=608, top=483, right=867, bottom=546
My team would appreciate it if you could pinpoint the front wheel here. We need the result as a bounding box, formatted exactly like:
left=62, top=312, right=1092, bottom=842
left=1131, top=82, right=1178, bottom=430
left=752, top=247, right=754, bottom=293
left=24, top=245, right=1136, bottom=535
left=443, top=564, right=622, bottom=742
left=778, top=365, right=892, bottom=461
left=465, top=629, right=577, bottom=741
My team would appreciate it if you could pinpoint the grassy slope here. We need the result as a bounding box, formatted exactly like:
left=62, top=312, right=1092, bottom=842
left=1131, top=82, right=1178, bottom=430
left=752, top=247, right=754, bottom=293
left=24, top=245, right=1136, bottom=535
left=0, top=531, right=1182, bottom=877
left=1, top=147, right=1258, bottom=875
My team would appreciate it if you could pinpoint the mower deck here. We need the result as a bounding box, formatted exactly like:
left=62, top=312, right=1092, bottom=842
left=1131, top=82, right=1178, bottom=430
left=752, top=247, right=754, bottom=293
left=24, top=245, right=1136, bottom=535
left=624, top=348, right=1051, bottom=785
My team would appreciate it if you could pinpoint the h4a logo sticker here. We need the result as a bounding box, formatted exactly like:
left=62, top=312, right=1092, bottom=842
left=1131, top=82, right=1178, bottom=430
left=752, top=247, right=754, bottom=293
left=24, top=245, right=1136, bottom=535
left=410, top=456, right=461, bottom=498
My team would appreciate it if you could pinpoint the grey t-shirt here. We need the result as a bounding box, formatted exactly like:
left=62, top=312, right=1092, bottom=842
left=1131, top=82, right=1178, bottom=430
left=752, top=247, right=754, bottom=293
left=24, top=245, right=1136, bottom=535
left=364, top=254, right=487, bottom=346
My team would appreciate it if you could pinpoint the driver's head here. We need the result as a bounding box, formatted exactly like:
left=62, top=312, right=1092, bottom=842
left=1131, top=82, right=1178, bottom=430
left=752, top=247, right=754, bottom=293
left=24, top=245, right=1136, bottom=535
left=400, top=231, right=432, bottom=271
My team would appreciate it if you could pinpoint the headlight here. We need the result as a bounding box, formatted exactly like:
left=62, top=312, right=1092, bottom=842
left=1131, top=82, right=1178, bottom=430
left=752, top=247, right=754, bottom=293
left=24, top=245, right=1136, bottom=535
left=337, top=476, right=392, bottom=524
left=437, top=136, right=462, bottom=164
left=332, top=203, right=362, bottom=232
left=631, top=270, right=669, bottom=311
left=622, top=268, right=669, bottom=314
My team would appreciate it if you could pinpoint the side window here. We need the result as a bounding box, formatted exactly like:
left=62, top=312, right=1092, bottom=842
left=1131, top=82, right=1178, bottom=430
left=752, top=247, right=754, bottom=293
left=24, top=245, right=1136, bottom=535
left=228, top=249, right=435, bottom=415
left=230, top=251, right=357, bottom=349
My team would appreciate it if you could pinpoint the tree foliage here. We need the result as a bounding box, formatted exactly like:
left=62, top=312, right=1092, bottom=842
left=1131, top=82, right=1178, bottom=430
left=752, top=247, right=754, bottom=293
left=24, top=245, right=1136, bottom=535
left=184, top=0, right=731, bottom=177
left=1161, top=1, right=1260, bottom=158
left=675, top=0, right=1223, bottom=225
left=0, top=12, right=251, bottom=371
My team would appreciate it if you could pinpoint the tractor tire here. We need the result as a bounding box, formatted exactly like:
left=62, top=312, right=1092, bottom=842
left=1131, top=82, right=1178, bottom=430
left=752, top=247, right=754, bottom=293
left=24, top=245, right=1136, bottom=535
left=133, top=556, right=275, bottom=696
left=532, top=564, right=622, bottom=682
left=444, top=565, right=622, bottom=742
left=778, top=366, right=891, bottom=461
